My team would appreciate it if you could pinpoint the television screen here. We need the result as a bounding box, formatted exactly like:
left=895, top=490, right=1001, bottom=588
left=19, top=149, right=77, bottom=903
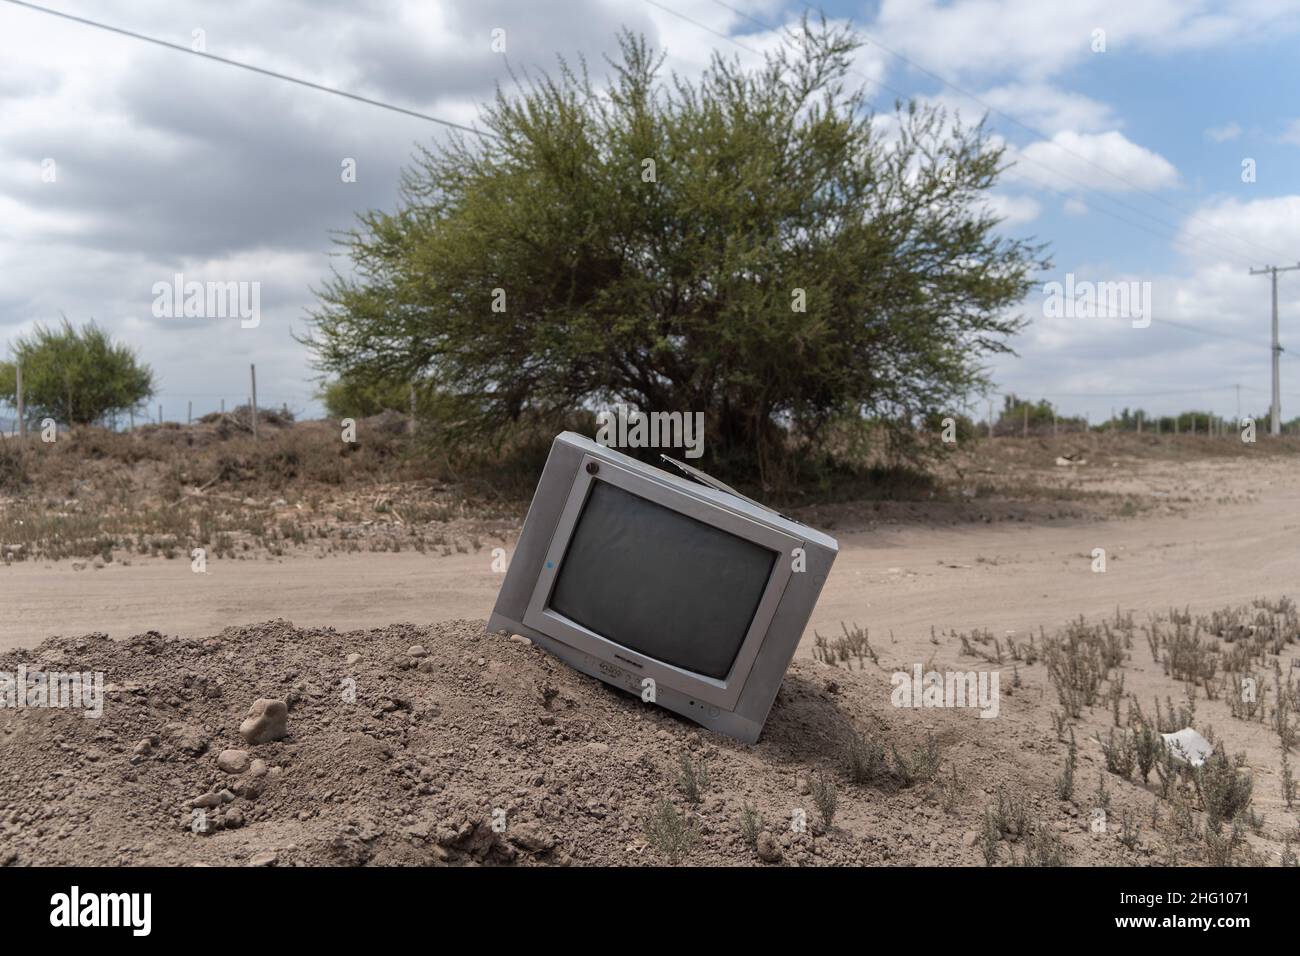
left=549, top=480, right=778, bottom=679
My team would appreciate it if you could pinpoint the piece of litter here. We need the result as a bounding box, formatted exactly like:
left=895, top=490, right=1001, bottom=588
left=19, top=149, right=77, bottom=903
left=1161, top=728, right=1212, bottom=767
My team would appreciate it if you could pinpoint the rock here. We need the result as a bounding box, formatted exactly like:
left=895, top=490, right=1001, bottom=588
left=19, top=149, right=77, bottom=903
left=417, top=658, right=437, bottom=673
left=217, top=749, right=250, bottom=774
left=132, top=739, right=154, bottom=757
left=586, top=742, right=610, bottom=755
left=756, top=832, right=782, bottom=863
left=345, top=653, right=361, bottom=666
left=962, top=831, right=979, bottom=848
left=508, top=822, right=556, bottom=853
left=162, top=723, right=209, bottom=756
left=239, top=699, right=289, bottom=745
left=248, top=850, right=278, bottom=867
left=249, top=759, right=268, bottom=777
left=509, top=635, right=532, bottom=646
left=796, top=777, right=811, bottom=796
left=407, top=645, right=428, bottom=658
left=191, top=792, right=224, bottom=809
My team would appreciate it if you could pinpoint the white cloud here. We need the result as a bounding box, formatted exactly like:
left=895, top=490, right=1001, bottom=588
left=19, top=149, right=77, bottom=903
left=1205, top=122, right=1242, bottom=142
left=982, top=193, right=1041, bottom=225
left=1175, top=195, right=1300, bottom=266
left=872, top=0, right=1300, bottom=83
left=1064, top=197, right=1089, bottom=216
left=926, top=83, right=1116, bottom=136
left=1281, top=119, right=1300, bottom=145
left=1007, top=130, right=1180, bottom=193
left=990, top=193, right=1300, bottom=420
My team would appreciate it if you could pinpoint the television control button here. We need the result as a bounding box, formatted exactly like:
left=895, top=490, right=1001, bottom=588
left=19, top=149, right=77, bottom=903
left=586, top=461, right=599, bottom=474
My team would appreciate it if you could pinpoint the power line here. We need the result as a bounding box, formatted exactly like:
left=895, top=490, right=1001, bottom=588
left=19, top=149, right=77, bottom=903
left=701, top=0, right=1289, bottom=270
left=1148, top=317, right=1261, bottom=348
left=1019, top=385, right=1238, bottom=398
left=1, top=0, right=498, bottom=139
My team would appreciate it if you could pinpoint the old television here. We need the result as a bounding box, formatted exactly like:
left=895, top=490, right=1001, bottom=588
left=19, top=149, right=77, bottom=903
left=488, top=432, right=838, bottom=743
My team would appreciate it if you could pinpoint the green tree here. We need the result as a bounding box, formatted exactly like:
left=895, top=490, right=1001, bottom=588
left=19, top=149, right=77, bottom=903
left=305, top=19, right=1046, bottom=478
left=0, top=320, right=154, bottom=426
left=318, top=374, right=411, bottom=419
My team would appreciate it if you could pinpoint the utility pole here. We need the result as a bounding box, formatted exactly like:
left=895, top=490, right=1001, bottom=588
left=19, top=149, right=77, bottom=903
left=1235, top=384, right=1241, bottom=424
left=250, top=364, right=259, bottom=441
left=14, top=362, right=24, bottom=438
left=1250, top=263, right=1300, bottom=436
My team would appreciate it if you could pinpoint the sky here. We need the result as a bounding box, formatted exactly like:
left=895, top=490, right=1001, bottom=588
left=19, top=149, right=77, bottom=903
left=2, top=0, right=1299, bottom=425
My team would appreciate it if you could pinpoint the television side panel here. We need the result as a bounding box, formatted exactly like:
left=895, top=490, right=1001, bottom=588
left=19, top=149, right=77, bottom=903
left=732, top=539, right=837, bottom=725
left=489, top=436, right=583, bottom=624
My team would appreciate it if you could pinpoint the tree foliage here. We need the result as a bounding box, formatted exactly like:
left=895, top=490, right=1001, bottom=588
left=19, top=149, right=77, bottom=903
left=0, top=320, right=155, bottom=426
left=305, top=19, right=1046, bottom=478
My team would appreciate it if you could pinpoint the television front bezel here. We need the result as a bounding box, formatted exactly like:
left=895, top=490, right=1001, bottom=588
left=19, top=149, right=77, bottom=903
left=521, top=452, right=799, bottom=711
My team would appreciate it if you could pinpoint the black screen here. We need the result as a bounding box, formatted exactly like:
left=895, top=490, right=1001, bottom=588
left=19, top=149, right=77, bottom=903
left=549, top=480, right=778, bottom=679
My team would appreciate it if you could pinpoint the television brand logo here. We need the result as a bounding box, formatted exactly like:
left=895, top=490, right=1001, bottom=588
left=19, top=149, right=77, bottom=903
left=49, top=886, right=151, bottom=936
left=890, top=663, right=999, bottom=718
left=1042, top=273, right=1151, bottom=328
left=595, top=404, right=704, bottom=459
left=0, top=666, right=104, bottom=718
left=151, top=273, right=261, bottom=328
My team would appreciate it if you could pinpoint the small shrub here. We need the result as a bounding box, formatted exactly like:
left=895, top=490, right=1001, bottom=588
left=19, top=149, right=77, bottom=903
left=739, top=803, right=762, bottom=851
left=643, top=800, right=696, bottom=864
left=846, top=733, right=890, bottom=787
left=1055, top=728, right=1077, bottom=801
left=811, top=775, right=837, bottom=831
left=1196, top=749, right=1253, bottom=833
left=677, top=751, right=710, bottom=805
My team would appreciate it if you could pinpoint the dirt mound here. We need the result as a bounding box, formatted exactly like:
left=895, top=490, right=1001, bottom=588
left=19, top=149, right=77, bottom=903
left=0, top=617, right=1204, bottom=867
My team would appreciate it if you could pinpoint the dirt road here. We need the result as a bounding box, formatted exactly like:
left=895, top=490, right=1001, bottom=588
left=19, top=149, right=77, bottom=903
left=6, top=458, right=1296, bottom=654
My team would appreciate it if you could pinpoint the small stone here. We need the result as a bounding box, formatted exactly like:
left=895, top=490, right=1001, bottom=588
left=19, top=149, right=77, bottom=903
left=963, top=831, right=978, bottom=848
left=163, top=722, right=209, bottom=756
left=239, top=699, right=289, bottom=745
left=345, top=653, right=361, bottom=666
left=407, top=645, right=428, bottom=658
left=756, top=832, right=782, bottom=863
left=249, top=759, right=268, bottom=777
left=248, top=850, right=278, bottom=867
left=586, top=742, right=609, bottom=755
left=217, top=749, right=250, bottom=774
left=191, top=792, right=224, bottom=809
left=508, top=823, right=556, bottom=853
left=796, top=777, right=811, bottom=796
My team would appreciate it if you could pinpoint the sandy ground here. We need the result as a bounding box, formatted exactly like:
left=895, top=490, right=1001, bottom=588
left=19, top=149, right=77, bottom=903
left=6, top=457, right=1297, bottom=658
left=3, top=453, right=1298, bottom=866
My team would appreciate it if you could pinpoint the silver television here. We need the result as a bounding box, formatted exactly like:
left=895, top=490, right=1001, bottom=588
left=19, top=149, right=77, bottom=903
left=488, top=432, right=838, bottom=743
